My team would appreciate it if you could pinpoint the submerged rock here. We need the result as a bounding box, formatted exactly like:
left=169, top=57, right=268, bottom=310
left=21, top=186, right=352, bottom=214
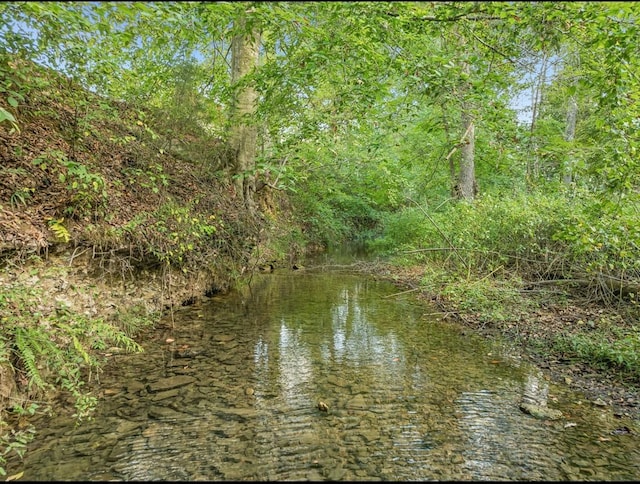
left=147, top=375, right=196, bottom=393
left=519, top=402, right=563, bottom=420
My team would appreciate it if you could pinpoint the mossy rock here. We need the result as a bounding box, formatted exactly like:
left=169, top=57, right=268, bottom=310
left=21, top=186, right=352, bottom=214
left=519, top=402, right=563, bottom=420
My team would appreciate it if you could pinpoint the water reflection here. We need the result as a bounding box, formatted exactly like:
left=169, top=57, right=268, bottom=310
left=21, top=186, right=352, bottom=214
left=7, top=266, right=640, bottom=481
left=276, top=322, right=314, bottom=408
left=457, top=388, right=539, bottom=480
left=523, top=371, right=551, bottom=406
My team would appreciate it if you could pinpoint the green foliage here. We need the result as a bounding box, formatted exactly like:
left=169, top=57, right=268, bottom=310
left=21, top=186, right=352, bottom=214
left=0, top=54, right=29, bottom=133
left=111, top=305, right=161, bottom=339
left=148, top=61, right=224, bottom=140
left=46, top=217, right=71, bottom=243
left=368, top=207, right=434, bottom=254
left=552, top=323, right=640, bottom=380
left=440, top=273, right=529, bottom=324
left=0, top=336, right=36, bottom=477
left=292, top=179, right=381, bottom=246
left=0, top=283, right=144, bottom=426
left=291, top=189, right=349, bottom=246
left=0, top=106, right=19, bottom=133
left=371, top=187, right=640, bottom=304
left=32, top=149, right=107, bottom=217
left=13, top=327, right=53, bottom=391
left=0, top=416, right=35, bottom=478
left=555, top=196, right=640, bottom=292
left=9, top=187, right=33, bottom=208
left=122, top=164, right=169, bottom=194
left=0, top=284, right=152, bottom=468
left=373, top=191, right=577, bottom=275
left=119, top=200, right=221, bottom=268
left=0, top=2, right=637, bottom=211
left=440, top=192, right=577, bottom=273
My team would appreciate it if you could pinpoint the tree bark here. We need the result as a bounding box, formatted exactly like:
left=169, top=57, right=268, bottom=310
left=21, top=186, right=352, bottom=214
left=230, top=14, right=260, bottom=212
left=527, top=53, right=548, bottom=182
left=562, top=95, right=577, bottom=185
left=456, top=60, right=477, bottom=201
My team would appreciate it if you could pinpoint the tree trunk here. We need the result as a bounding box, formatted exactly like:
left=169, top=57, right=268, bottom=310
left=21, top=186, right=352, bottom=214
left=527, top=53, right=548, bottom=183
left=230, top=14, right=260, bottom=212
left=562, top=48, right=581, bottom=186
left=562, top=95, right=577, bottom=185
left=456, top=60, right=477, bottom=201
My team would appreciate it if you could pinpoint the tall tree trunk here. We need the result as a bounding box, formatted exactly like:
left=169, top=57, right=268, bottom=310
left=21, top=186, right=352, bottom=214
left=456, top=60, right=477, bottom=201
left=230, top=14, right=260, bottom=212
left=562, top=49, right=579, bottom=186
left=562, top=95, right=577, bottom=185
left=457, top=107, right=476, bottom=201
left=527, top=53, right=548, bottom=183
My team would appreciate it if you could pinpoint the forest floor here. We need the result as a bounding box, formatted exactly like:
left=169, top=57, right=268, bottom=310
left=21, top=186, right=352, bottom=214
left=370, top=262, right=640, bottom=422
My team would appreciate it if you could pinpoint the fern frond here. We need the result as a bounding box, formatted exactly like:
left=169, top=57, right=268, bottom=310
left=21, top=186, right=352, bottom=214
left=71, top=335, right=91, bottom=364
left=14, top=328, right=47, bottom=390
left=46, top=217, right=71, bottom=243
left=90, top=320, right=143, bottom=353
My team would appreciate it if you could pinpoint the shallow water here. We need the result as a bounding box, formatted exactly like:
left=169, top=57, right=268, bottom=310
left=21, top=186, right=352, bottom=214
left=8, top=254, right=640, bottom=480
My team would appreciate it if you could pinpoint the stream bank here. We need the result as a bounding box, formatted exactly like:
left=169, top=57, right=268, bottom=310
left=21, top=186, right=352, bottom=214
left=362, top=261, right=640, bottom=422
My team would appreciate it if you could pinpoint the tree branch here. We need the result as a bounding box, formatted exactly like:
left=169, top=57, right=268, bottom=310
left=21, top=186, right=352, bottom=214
left=469, top=32, right=524, bottom=68
left=386, top=11, right=500, bottom=22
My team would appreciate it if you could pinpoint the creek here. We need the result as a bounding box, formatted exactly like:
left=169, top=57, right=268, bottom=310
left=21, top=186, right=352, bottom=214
left=7, top=250, right=640, bottom=481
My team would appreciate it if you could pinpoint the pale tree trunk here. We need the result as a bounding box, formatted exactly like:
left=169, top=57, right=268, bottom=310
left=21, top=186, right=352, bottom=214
left=456, top=60, right=477, bottom=201
left=230, top=15, right=260, bottom=212
left=562, top=49, right=579, bottom=186
left=527, top=53, right=548, bottom=182
left=562, top=95, right=577, bottom=185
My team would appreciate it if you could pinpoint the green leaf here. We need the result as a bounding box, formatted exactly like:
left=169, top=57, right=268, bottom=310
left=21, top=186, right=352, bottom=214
left=0, top=106, right=17, bottom=123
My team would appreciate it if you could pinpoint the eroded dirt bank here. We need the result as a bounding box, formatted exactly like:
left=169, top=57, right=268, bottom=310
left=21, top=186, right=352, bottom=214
left=0, top=244, right=231, bottom=410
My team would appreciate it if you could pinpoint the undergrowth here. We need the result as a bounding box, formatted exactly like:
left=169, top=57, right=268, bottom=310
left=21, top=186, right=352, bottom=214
left=0, top=282, right=150, bottom=476
left=371, top=189, right=640, bottom=383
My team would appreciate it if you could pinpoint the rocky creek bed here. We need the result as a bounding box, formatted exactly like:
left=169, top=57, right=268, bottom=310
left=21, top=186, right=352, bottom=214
left=6, top=269, right=640, bottom=481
